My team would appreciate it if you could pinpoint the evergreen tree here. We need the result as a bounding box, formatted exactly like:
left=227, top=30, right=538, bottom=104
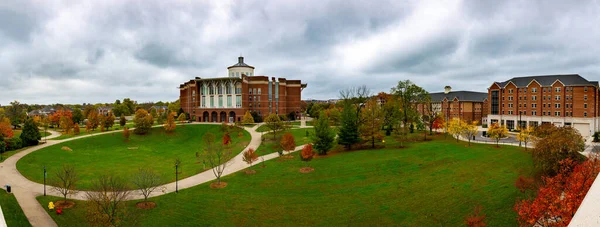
left=20, top=118, right=41, bottom=146
left=313, top=111, right=335, bottom=155
left=338, top=101, right=360, bottom=150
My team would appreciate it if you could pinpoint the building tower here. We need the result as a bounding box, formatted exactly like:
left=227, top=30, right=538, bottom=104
left=227, top=56, right=255, bottom=77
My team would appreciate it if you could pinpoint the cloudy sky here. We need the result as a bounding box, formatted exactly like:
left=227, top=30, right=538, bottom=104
left=1, top=0, right=599, bottom=105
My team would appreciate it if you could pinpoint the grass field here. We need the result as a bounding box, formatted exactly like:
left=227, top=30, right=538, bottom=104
left=1, top=190, right=31, bottom=227
left=38, top=134, right=532, bottom=226
left=17, top=125, right=251, bottom=190
left=49, top=121, right=138, bottom=140
left=256, top=128, right=314, bottom=155
left=12, top=130, right=50, bottom=138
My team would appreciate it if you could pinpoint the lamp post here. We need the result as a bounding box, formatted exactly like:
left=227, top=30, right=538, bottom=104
left=43, top=165, right=46, bottom=196
left=175, top=161, right=179, bottom=193
left=519, top=111, right=522, bottom=147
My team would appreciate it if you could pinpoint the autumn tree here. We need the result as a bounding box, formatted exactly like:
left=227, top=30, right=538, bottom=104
left=59, top=115, right=74, bottom=134
left=431, top=115, right=445, bottom=133
left=133, top=109, right=153, bottom=135
left=204, top=132, right=233, bottom=186
left=465, top=205, right=487, bottom=227
left=313, top=111, right=335, bottom=155
left=462, top=121, right=479, bottom=146
left=242, top=148, right=258, bottom=166
left=516, top=126, right=534, bottom=151
left=487, top=123, right=508, bottom=147
left=73, top=123, right=80, bottom=135
left=163, top=112, right=176, bottom=133
left=515, top=158, right=600, bottom=226
left=264, top=113, right=284, bottom=140
left=533, top=126, right=585, bottom=177
left=515, top=175, right=535, bottom=193
left=86, top=175, right=133, bottom=226
left=280, top=132, right=296, bottom=155
left=242, top=111, right=254, bottom=125
left=98, top=114, right=106, bottom=132
left=359, top=98, right=384, bottom=148
left=300, top=143, right=315, bottom=168
left=382, top=95, right=401, bottom=136
left=223, top=132, right=232, bottom=145
left=87, top=110, right=100, bottom=131
left=0, top=118, right=14, bottom=138
left=102, top=113, right=116, bottom=131
left=52, top=165, right=79, bottom=202
left=132, top=167, right=162, bottom=202
left=448, top=118, right=466, bottom=142
left=123, top=127, right=130, bottom=142
left=177, top=113, right=187, bottom=124
left=119, top=114, right=127, bottom=128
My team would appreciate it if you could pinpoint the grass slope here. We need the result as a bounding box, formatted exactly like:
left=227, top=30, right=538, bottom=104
left=18, top=125, right=251, bottom=190
left=39, top=135, right=531, bottom=226
left=0, top=190, right=31, bottom=227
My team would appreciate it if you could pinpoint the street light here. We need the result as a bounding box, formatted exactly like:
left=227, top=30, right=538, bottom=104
left=519, top=111, right=522, bottom=147
left=43, top=165, right=46, bottom=196
left=175, top=161, right=179, bottom=193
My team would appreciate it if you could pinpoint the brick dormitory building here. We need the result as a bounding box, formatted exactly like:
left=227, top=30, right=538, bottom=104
left=179, top=56, right=307, bottom=123
left=425, top=86, right=489, bottom=123
left=487, top=74, right=599, bottom=137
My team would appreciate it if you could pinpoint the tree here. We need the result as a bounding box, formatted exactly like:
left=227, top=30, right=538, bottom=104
left=59, top=116, right=74, bottom=134
left=517, top=126, right=534, bottom=151
left=242, top=148, right=258, bottom=166
left=112, top=103, right=130, bottom=117
left=6, top=101, right=24, bottom=129
left=280, top=132, right=296, bottom=155
left=122, top=98, right=137, bottom=115
left=132, top=167, right=162, bottom=202
left=73, top=123, right=80, bottom=135
left=242, top=111, right=254, bottom=125
left=359, top=98, right=384, bottom=148
left=168, top=100, right=180, bottom=114
left=133, top=109, right=153, bottom=135
left=102, top=114, right=116, bottom=131
left=338, top=101, right=360, bottom=150
left=119, top=114, right=127, bottom=128
left=381, top=95, right=401, bottom=136
left=533, top=126, right=585, bottom=177
left=86, top=175, right=133, bottom=226
left=150, top=108, right=158, bottom=119
left=465, top=205, right=487, bottom=227
left=87, top=110, right=100, bottom=131
left=391, top=80, right=428, bottom=145
left=52, top=165, right=78, bottom=202
left=0, top=119, right=14, bottom=138
left=515, top=158, right=600, bottom=226
left=177, top=113, right=187, bottom=124
left=50, top=109, right=72, bottom=129
left=300, top=143, right=314, bottom=167
left=123, top=127, right=130, bottom=142
left=20, top=118, right=41, bottom=146
left=448, top=118, right=466, bottom=143
left=204, top=132, right=234, bottom=185
left=264, top=113, right=284, bottom=140
left=223, top=132, right=232, bottom=145
left=462, top=121, right=479, bottom=146
left=163, top=112, right=176, bottom=133
left=422, top=96, right=438, bottom=136
left=487, top=123, right=508, bottom=148
left=313, top=111, right=335, bottom=155
left=431, top=115, right=445, bottom=133
left=72, top=108, right=84, bottom=124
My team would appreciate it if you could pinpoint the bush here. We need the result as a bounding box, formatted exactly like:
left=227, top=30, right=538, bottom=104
left=481, top=124, right=488, bottom=128
left=20, top=118, right=40, bottom=146
left=593, top=131, right=600, bottom=142
left=251, top=111, right=263, bottom=123
left=6, top=137, right=23, bottom=151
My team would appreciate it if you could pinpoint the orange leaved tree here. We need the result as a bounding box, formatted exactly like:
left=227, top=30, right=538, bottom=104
left=465, top=205, right=487, bottom=227
left=300, top=144, right=314, bottom=168
left=163, top=112, right=176, bottom=133
left=123, top=127, right=130, bottom=142
left=280, top=132, right=296, bottom=155
left=242, top=148, right=258, bottom=167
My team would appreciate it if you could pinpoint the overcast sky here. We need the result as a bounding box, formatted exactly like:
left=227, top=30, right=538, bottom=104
left=1, top=0, right=599, bottom=105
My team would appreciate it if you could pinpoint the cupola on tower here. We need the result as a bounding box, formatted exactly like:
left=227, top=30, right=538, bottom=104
left=227, top=56, right=255, bottom=77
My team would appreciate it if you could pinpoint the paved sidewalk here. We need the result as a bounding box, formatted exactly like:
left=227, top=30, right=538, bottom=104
left=0, top=123, right=306, bottom=227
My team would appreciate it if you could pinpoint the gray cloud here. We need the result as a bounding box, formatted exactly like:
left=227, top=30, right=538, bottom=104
left=1, top=0, right=600, bottom=105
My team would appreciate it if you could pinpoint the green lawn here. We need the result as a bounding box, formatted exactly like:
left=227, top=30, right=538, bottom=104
left=1, top=190, right=31, bottom=227
left=38, top=135, right=532, bottom=226
left=18, top=125, right=251, bottom=190
left=11, top=130, right=49, bottom=138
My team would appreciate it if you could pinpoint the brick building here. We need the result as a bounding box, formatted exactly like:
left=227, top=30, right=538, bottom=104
left=179, top=56, right=307, bottom=123
left=486, top=74, right=599, bottom=137
left=426, top=86, right=488, bottom=123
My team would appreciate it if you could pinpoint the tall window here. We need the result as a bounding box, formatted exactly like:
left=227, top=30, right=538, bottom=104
left=491, top=90, right=499, bottom=115
left=218, top=96, right=223, bottom=107
left=210, top=97, right=214, bottom=107
left=555, top=87, right=561, bottom=92
left=227, top=96, right=232, bottom=107
left=218, top=86, right=223, bottom=95
left=236, top=96, right=241, bottom=107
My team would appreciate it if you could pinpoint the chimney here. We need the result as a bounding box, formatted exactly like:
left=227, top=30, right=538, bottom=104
left=238, top=56, right=244, bottom=64
left=444, top=86, right=452, bottom=94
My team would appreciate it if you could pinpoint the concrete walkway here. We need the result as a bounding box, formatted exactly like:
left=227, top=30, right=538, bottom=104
left=0, top=122, right=306, bottom=227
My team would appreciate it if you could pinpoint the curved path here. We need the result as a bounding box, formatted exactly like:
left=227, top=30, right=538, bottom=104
left=0, top=123, right=307, bottom=227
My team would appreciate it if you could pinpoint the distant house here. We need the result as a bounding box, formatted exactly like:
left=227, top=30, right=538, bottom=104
left=97, top=106, right=113, bottom=116
left=27, top=106, right=71, bottom=117
left=149, top=106, right=168, bottom=113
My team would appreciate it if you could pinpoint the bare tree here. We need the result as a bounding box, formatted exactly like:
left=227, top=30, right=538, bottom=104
left=52, top=165, right=78, bottom=202
left=86, top=175, right=133, bottom=227
left=204, top=132, right=234, bottom=185
left=131, top=167, right=162, bottom=202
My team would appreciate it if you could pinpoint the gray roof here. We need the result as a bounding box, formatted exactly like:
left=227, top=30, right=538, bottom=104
left=227, top=56, right=254, bottom=69
left=430, top=91, right=487, bottom=102
left=495, top=74, right=596, bottom=88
